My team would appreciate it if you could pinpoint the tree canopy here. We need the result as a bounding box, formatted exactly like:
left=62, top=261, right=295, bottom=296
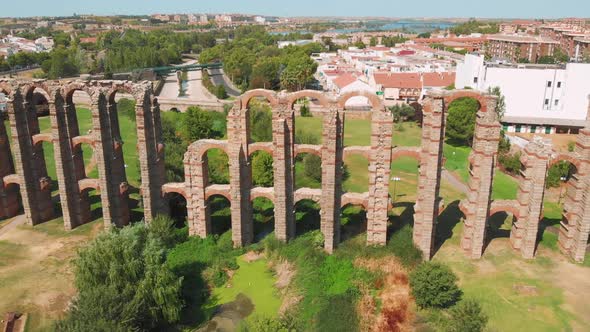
left=445, top=97, right=480, bottom=145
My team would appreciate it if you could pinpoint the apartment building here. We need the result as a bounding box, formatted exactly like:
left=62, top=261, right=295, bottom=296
left=487, top=34, right=559, bottom=63
left=456, top=54, right=590, bottom=134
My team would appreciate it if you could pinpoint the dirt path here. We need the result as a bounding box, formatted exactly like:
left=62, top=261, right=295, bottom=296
left=0, top=214, right=26, bottom=237
left=442, top=169, right=469, bottom=194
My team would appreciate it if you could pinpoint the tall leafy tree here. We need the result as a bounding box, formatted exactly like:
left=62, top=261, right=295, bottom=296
left=445, top=97, right=480, bottom=146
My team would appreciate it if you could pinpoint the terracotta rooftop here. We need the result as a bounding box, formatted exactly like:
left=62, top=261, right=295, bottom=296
left=333, top=73, right=358, bottom=89
left=373, top=72, right=421, bottom=89
left=423, top=72, right=456, bottom=87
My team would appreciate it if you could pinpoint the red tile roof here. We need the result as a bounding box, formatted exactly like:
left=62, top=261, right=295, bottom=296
left=374, top=72, right=421, bottom=89
left=333, top=73, right=358, bottom=89
left=422, top=72, right=456, bottom=87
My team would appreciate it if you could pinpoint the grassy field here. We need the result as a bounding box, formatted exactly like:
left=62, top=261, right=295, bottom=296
left=0, top=218, right=103, bottom=331
left=206, top=255, right=281, bottom=318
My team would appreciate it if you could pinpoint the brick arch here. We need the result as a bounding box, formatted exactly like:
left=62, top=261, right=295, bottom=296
left=294, top=188, right=322, bottom=204
left=205, top=185, right=232, bottom=202
left=161, top=183, right=187, bottom=200
left=391, top=147, right=421, bottom=162
left=341, top=193, right=369, bottom=210
left=294, top=144, right=322, bottom=157
left=188, top=139, right=229, bottom=161
left=337, top=91, right=384, bottom=110
left=22, top=84, right=52, bottom=104
left=443, top=90, right=488, bottom=113
left=248, top=142, right=274, bottom=157
left=31, top=133, right=52, bottom=147
left=71, top=135, right=95, bottom=149
left=239, top=89, right=279, bottom=110
left=106, top=85, right=137, bottom=104
left=78, top=178, right=100, bottom=193
left=250, top=187, right=275, bottom=203
left=63, top=83, right=93, bottom=104
left=489, top=200, right=520, bottom=219
left=3, top=174, right=21, bottom=188
left=549, top=153, right=581, bottom=171
left=286, top=90, right=330, bottom=109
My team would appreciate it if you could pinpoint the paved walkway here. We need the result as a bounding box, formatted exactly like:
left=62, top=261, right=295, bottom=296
left=209, top=68, right=241, bottom=97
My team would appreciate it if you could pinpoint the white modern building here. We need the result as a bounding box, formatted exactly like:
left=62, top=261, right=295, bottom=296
left=456, top=54, right=590, bottom=134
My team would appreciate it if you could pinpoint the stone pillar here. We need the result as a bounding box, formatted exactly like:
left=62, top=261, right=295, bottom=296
left=366, top=107, right=393, bottom=246
left=510, top=137, right=551, bottom=259
left=135, top=91, right=166, bottom=222
left=0, top=114, right=19, bottom=218
left=413, top=97, right=444, bottom=259
left=321, top=108, right=343, bottom=252
left=50, top=93, right=90, bottom=230
left=559, top=105, right=590, bottom=262
left=227, top=106, right=253, bottom=246
left=460, top=96, right=500, bottom=259
left=106, top=99, right=130, bottom=224
left=185, top=145, right=210, bottom=237
left=272, top=106, right=295, bottom=241
left=7, top=89, right=53, bottom=225
left=91, top=90, right=127, bottom=228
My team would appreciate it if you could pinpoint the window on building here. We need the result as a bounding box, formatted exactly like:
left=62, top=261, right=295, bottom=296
left=502, top=124, right=508, bottom=132
left=545, top=126, right=551, bottom=134
left=547, top=81, right=552, bottom=87
left=544, top=99, right=550, bottom=109
left=555, top=99, right=560, bottom=106
left=473, top=77, right=478, bottom=84
left=557, top=81, right=562, bottom=88
left=530, top=125, right=537, bottom=133
left=516, top=125, right=522, bottom=133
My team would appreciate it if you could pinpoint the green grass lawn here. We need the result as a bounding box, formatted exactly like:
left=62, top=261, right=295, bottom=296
left=206, top=255, right=281, bottom=318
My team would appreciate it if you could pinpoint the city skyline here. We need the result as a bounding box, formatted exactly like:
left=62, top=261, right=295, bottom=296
left=2, top=0, right=590, bottom=18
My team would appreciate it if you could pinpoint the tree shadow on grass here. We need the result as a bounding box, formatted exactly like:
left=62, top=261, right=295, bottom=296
left=387, top=202, right=415, bottom=241
left=482, top=212, right=512, bottom=253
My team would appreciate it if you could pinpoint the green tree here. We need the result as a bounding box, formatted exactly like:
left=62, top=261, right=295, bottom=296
left=55, top=220, right=183, bottom=331
left=249, top=101, right=273, bottom=142
left=488, top=86, right=506, bottom=120
left=546, top=161, right=575, bottom=188
left=369, top=36, right=378, bottom=47
left=409, top=262, right=462, bottom=309
left=215, top=84, right=228, bottom=99
left=42, top=46, right=80, bottom=79
left=303, top=154, right=322, bottom=183
left=445, top=98, right=479, bottom=145
left=252, top=151, right=274, bottom=187
left=447, top=299, right=488, bottom=332
left=183, top=106, right=213, bottom=141
left=389, top=103, right=416, bottom=122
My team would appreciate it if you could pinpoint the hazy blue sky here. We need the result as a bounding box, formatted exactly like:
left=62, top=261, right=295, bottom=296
left=4, top=0, right=589, bottom=18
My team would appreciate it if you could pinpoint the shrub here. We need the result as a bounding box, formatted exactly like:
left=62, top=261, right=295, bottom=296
left=498, top=152, right=522, bottom=175
left=445, top=98, right=479, bottom=145
left=303, top=154, right=322, bottom=182
left=239, top=315, right=298, bottom=332
left=447, top=299, right=488, bottom=332
left=252, top=151, right=274, bottom=187
left=409, top=262, right=462, bottom=309
left=568, top=141, right=575, bottom=152
left=300, top=103, right=311, bottom=117
left=546, top=161, right=575, bottom=188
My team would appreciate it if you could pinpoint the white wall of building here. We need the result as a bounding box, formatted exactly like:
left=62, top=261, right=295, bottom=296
left=456, top=54, right=590, bottom=123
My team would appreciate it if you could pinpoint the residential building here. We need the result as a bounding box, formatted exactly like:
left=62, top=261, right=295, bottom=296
left=574, top=37, right=590, bottom=61
left=487, top=34, right=559, bottom=63
left=456, top=54, right=590, bottom=134
left=0, top=93, right=6, bottom=113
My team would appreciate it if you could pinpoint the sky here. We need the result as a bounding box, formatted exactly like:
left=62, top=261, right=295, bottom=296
left=3, top=0, right=589, bottom=19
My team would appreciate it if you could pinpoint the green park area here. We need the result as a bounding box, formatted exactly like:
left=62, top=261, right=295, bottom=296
left=1, top=98, right=589, bottom=331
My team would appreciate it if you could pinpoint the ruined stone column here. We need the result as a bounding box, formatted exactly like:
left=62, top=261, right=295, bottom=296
left=185, top=145, right=210, bottom=237
left=460, top=96, right=500, bottom=259
left=7, top=88, right=53, bottom=225
left=91, top=89, right=127, bottom=228
left=135, top=90, right=166, bottom=222
left=559, top=102, right=590, bottom=262
left=0, top=112, right=19, bottom=218
left=227, top=106, right=253, bottom=246
left=510, top=137, right=551, bottom=259
left=106, top=98, right=130, bottom=224
left=413, top=96, right=444, bottom=259
left=321, top=108, right=344, bottom=252
left=272, top=105, right=295, bottom=241
left=50, top=91, right=90, bottom=230
left=366, top=107, right=393, bottom=246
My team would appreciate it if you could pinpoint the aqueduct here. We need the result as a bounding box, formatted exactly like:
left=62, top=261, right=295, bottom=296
left=1, top=79, right=588, bottom=263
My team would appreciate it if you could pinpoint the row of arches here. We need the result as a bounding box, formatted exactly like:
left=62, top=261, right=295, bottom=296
left=0, top=79, right=166, bottom=231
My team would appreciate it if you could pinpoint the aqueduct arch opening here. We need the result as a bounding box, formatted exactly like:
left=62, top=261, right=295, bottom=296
left=2, top=78, right=589, bottom=263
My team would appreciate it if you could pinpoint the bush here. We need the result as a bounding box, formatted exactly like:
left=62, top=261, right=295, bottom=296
left=568, top=141, right=575, bottom=152
left=252, top=151, right=274, bottom=187
left=300, top=103, right=311, bottom=117
left=498, top=152, right=522, bottom=175
left=56, top=223, right=183, bottom=331
left=410, top=262, right=462, bottom=309
left=239, top=315, right=298, bottom=332
left=546, top=161, right=575, bottom=188
left=447, top=299, right=488, bottom=332
left=215, top=84, right=228, bottom=99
